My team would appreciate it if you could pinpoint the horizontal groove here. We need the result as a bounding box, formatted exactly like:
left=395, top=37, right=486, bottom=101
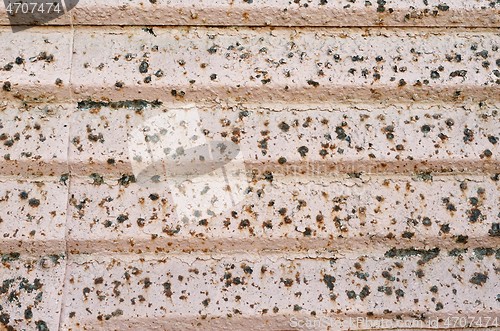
left=61, top=315, right=500, bottom=331
left=3, top=24, right=500, bottom=29
left=2, top=25, right=500, bottom=30
left=0, top=0, right=499, bottom=27
left=0, top=239, right=66, bottom=255
left=66, top=237, right=500, bottom=256
left=0, top=15, right=499, bottom=331
left=68, top=159, right=500, bottom=178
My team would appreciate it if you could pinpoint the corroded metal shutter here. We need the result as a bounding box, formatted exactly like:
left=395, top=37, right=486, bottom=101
left=0, top=1, right=499, bottom=330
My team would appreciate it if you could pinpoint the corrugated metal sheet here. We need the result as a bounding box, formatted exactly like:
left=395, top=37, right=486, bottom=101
left=0, top=1, right=499, bottom=330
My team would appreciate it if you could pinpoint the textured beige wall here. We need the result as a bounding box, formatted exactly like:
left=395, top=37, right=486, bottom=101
left=0, top=1, right=499, bottom=330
